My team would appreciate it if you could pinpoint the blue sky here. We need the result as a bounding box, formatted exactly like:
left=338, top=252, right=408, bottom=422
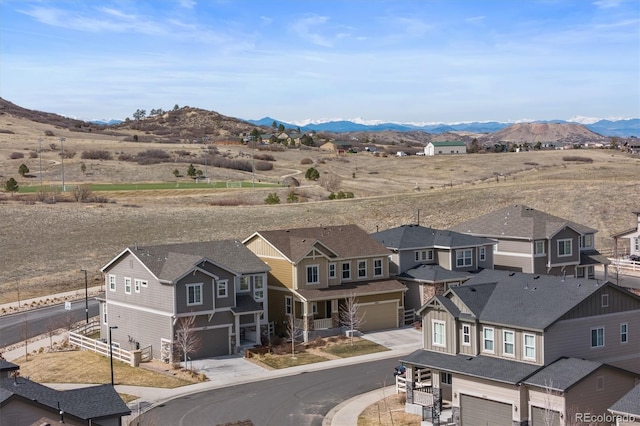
left=1, top=0, right=638, bottom=124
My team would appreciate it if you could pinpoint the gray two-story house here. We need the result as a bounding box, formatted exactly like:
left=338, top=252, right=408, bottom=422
left=400, top=269, right=640, bottom=425
left=450, top=204, right=610, bottom=280
left=99, top=240, right=270, bottom=362
left=371, top=224, right=495, bottom=311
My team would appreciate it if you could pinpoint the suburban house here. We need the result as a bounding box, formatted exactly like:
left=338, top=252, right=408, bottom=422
left=608, top=384, right=640, bottom=426
left=1, top=361, right=130, bottom=426
left=243, top=225, right=407, bottom=341
left=450, top=204, right=610, bottom=280
left=319, top=140, right=353, bottom=154
left=370, top=224, right=496, bottom=311
left=425, top=141, right=467, bottom=156
left=399, top=269, right=640, bottom=425
left=612, top=211, right=640, bottom=259
left=99, top=240, right=271, bottom=362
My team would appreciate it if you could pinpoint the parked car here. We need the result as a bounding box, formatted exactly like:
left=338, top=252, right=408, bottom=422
left=394, top=365, right=406, bottom=376
left=396, top=151, right=408, bottom=157
left=416, top=151, right=425, bottom=156
left=630, top=255, right=640, bottom=262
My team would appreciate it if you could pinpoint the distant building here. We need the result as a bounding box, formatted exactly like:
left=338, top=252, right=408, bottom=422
left=425, top=141, right=467, bottom=156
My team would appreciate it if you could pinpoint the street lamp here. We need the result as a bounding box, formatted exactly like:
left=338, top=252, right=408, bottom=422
left=109, top=326, right=118, bottom=386
left=81, top=269, right=88, bottom=323
left=59, top=137, right=66, bottom=192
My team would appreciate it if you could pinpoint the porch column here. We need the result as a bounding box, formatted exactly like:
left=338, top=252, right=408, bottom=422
left=234, top=314, right=241, bottom=353
left=331, top=299, right=339, bottom=328
left=406, top=365, right=415, bottom=404
left=254, top=313, right=261, bottom=345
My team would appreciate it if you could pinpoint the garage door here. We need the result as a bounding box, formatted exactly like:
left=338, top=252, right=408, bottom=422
left=193, top=327, right=229, bottom=358
left=531, top=406, right=561, bottom=426
left=460, top=394, right=512, bottom=426
left=359, top=301, right=397, bottom=332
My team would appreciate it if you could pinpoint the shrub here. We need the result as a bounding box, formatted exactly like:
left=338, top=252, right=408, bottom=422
left=44, top=130, right=54, bottom=136
left=563, top=156, right=593, bottom=163
left=9, top=152, right=24, bottom=159
left=60, top=150, right=76, bottom=159
left=305, top=167, right=320, bottom=181
left=81, top=150, right=113, bottom=160
left=264, top=193, right=280, bottom=204
left=29, top=151, right=38, bottom=158
left=300, top=158, right=313, bottom=165
left=254, top=161, right=273, bottom=171
left=253, top=153, right=275, bottom=161
left=118, top=153, right=135, bottom=162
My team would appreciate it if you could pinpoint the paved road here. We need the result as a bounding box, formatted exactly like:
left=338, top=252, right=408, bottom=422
left=0, top=299, right=100, bottom=348
left=140, top=357, right=398, bottom=426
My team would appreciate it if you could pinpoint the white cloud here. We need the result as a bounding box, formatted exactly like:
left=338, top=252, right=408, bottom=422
left=593, top=0, right=624, bottom=8
left=179, top=0, right=196, bottom=9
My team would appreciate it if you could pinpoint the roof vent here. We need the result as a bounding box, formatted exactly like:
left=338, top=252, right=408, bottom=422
left=470, top=288, right=476, bottom=292
left=508, top=272, right=516, bottom=276
left=466, top=357, right=473, bottom=361
left=533, top=275, right=540, bottom=279
left=577, top=283, right=581, bottom=287
left=532, top=287, right=537, bottom=291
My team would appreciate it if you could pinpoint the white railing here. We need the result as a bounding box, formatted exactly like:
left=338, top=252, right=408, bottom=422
left=414, top=389, right=435, bottom=406
left=610, top=258, right=640, bottom=272
left=396, top=369, right=432, bottom=394
left=313, top=318, right=333, bottom=329
left=69, top=331, right=134, bottom=366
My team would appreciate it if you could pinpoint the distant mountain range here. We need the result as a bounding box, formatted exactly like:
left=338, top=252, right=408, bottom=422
left=247, top=117, right=640, bottom=137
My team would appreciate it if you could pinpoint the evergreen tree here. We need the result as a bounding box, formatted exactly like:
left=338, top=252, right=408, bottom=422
left=18, top=163, right=29, bottom=176
left=5, top=177, right=18, bottom=195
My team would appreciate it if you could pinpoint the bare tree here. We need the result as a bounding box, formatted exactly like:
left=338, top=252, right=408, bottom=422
left=340, top=293, right=366, bottom=346
left=45, top=317, right=59, bottom=351
left=175, top=315, right=201, bottom=366
left=285, top=314, right=303, bottom=359
left=542, top=379, right=559, bottom=426
left=71, top=184, right=92, bottom=202
left=320, top=173, right=342, bottom=192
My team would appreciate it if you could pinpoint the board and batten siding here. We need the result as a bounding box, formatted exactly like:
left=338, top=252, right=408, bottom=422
left=549, top=228, right=580, bottom=265
left=560, top=286, right=640, bottom=321
left=198, top=264, right=236, bottom=310
left=545, top=311, right=640, bottom=374
left=458, top=321, right=477, bottom=356
left=422, top=309, right=455, bottom=354
left=105, top=252, right=174, bottom=311
left=245, top=237, right=284, bottom=258
left=175, top=270, right=215, bottom=315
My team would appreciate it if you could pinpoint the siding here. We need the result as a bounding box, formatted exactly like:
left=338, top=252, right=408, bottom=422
left=423, top=309, right=455, bottom=354
left=459, top=321, right=477, bottom=356
left=245, top=237, right=284, bottom=258
left=560, top=286, right=640, bottom=321
left=297, top=257, right=330, bottom=290
left=494, top=254, right=531, bottom=273
left=479, top=325, right=543, bottom=365
left=528, top=387, right=565, bottom=425
left=549, top=228, right=580, bottom=265
left=175, top=270, right=215, bottom=315
left=497, top=239, right=532, bottom=254
left=262, top=258, right=294, bottom=290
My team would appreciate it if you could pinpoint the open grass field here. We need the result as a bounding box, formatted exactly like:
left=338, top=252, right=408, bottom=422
left=1, top=114, right=639, bottom=303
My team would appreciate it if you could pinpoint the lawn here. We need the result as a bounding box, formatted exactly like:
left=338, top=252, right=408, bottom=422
left=321, top=338, right=390, bottom=358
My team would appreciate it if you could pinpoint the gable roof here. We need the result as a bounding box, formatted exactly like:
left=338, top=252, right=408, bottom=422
left=0, top=360, right=19, bottom=374
left=450, top=204, right=597, bottom=240
left=102, top=240, right=270, bottom=282
left=0, top=378, right=130, bottom=420
left=609, top=384, right=640, bottom=416
left=523, top=357, right=605, bottom=392
left=444, top=269, right=611, bottom=330
left=247, top=224, right=390, bottom=263
left=430, top=141, right=466, bottom=147
left=371, top=224, right=494, bottom=250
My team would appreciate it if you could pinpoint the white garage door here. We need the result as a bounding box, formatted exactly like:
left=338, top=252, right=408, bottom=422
left=460, top=394, right=512, bottom=426
left=359, top=301, right=397, bottom=332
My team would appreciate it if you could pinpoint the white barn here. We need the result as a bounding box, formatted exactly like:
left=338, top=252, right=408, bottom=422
left=425, top=141, right=467, bottom=156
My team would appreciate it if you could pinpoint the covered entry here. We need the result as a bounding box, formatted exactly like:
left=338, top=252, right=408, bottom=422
left=460, top=394, right=511, bottom=426
left=359, top=300, right=398, bottom=332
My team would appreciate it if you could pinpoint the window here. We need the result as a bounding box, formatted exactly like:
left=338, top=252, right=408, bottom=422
left=109, top=275, right=116, bottom=291
left=124, top=277, right=132, bottom=294
left=186, top=283, right=203, bottom=306
left=415, top=250, right=434, bottom=262
left=503, top=330, right=515, bottom=356
left=557, top=239, right=572, bottom=257
left=635, top=237, right=639, bottom=251
left=483, top=327, right=494, bottom=352
left=432, top=320, right=446, bottom=346
left=456, top=249, right=473, bottom=267
left=238, top=276, right=250, bottom=292
left=534, top=240, right=545, bottom=255
left=311, top=302, right=318, bottom=315
left=582, top=234, right=594, bottom=248
left=373, top=258, right=383, bottom=277
left=577, top=267, right=585, bottom=278
left=306, top=265, right=319, bottom=284
left=253, top=276, right=264, bottom=301
left=591, top=327, right=604, bottom=348
left=524, top=334, right=536, bottom=360
left=601, top=293, right=609, bottom=308
left=134, top=279, right=142, bottom=293
left=462, top=324, right=471, bottom=346
left=103, top=303, right=108, bottom=324
left=342, top=262, right=351, bottom=280
left=285, top=296, right=292, bottom=315
left=358, top=260, right=367, bottom=278
left=217, top=280, right=228, bottom=298
left=621, top=323, right=628, bottom=343
left=479, top=247, right=486, bottom=261
left=328, top=263, right=336, bottom=279
left=441, top=372, right=452, bottom=385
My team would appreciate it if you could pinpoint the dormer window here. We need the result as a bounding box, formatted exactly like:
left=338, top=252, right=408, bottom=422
left=415, top=250, right=434, bottom=262
left=557, top=239, right=572, bottom=257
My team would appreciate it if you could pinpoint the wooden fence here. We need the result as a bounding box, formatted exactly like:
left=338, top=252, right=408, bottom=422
left=69, top=321, right=137, bottom=366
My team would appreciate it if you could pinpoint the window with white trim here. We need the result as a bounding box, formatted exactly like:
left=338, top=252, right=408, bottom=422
left=591, top=327, right=604, bottom=348
left=479, top=247, right=486, bottom=261
left=581, top=234, right=594, bottom=249
left=103, top=303, right=108, bottom=324
left=328, top=263, right=336, bottom=279
left=415, top=250, right=434, bottom=262
left=524, top=334, right=536, bottom=360
left=306, top=265, right=319, bottom=284
left=341, top=262, right=351, bottom=280
left=358, top=260, right=367, bottom=278
left=534, top=240, right=546, bottom=255
left=109, top=275, right=116, bottom=291
left=483, top=327, right=494, bottom=352
left=621, top=323, right=628, bottom=343
left=462, top=324, right=471, bottom=346
left=557, top=239, right=572, bottom=257
left=601, top=293, right=609, bottom=308
left=134, top=279, right=142, bottom=293
left=285, top=295, right=292, bottom=315
left=432, top=320, right=446, bottom=347
left=217, top=280, right=228, bottom=298
left=124, top=277, right=132, bottom=294
left=253, top=276, right=264, bottom=301
left=503, top=330, right=515, bottom=356
left=456, top=249, right=473, bottom=267
left=186, top=283, right=203, bottom=306
left=373, top=258, right=383, bottom=277
left=238, top=276, right=250, bottom=293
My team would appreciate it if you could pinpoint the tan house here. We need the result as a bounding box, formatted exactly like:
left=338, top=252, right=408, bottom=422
left=319, top=140, right=352, bottom=154
left=451, top=204, right=610, bottom=279
left=243, top=225, right=407, bottom=341
left=400, top=269, right=640, bottom=425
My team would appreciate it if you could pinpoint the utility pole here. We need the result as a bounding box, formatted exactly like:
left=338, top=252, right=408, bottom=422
left=60, top=137, right=66, bottom=191
left=38, top=138, right=43, bottom=187
left=81, top=269, right=89, bottom=323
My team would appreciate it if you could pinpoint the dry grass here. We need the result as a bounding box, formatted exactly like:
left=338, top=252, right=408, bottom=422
left=14, top=349, right=199, bottom=388
left=0, top=113, right=639, bottom=303
left=358, top=393, right=420, bottom=426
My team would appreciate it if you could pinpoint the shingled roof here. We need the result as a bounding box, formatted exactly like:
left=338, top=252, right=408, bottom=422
left=609, top=384, right=640, bottom=417
left=398, top=264, right=471, bottom=283
left=523, top=357, right=605, bottom=391
left=371, top=224, right=494, bottom=250
left=450, top=204, right=597, bottom=240
left=248, top=224, right=390, bottom=263
left=102, top=240, right=270, bottom=282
